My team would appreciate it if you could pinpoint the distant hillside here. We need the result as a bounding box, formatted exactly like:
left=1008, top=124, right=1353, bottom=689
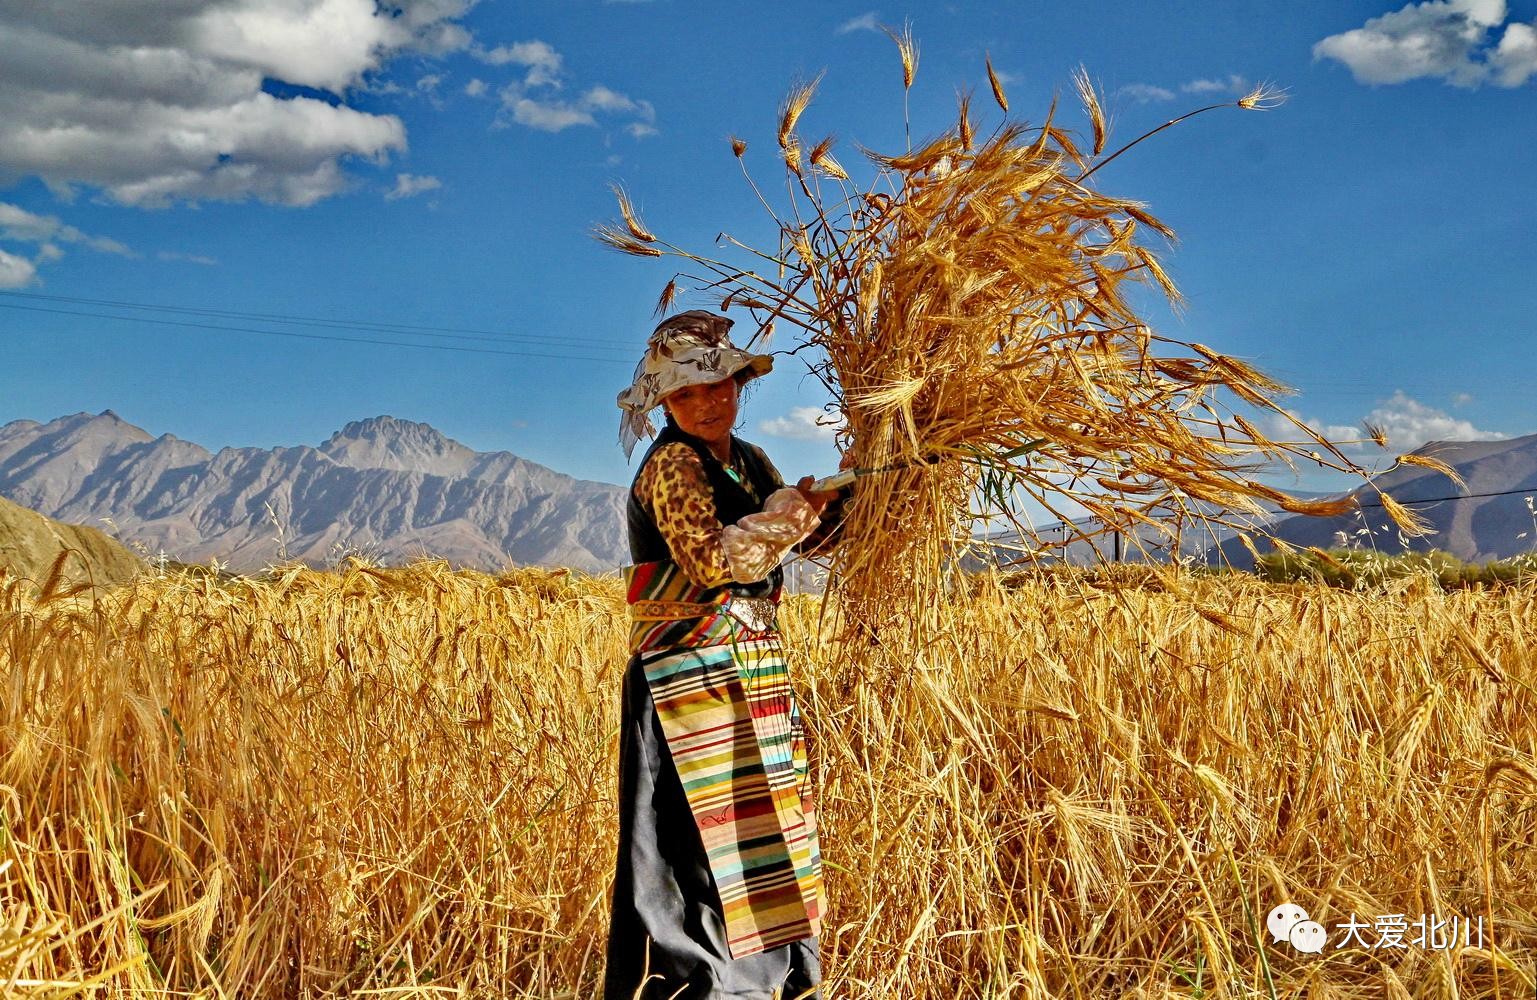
left=0, top=411, right=628, bottom=574
left=0, top=493, right=144, bottom=592
left=955, top=436, right=1537, bottom=572
left=1217, top=432, right=1537, bottom=567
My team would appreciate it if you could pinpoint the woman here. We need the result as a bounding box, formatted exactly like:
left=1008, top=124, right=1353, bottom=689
left=604, top=310, right=851, bottom=1000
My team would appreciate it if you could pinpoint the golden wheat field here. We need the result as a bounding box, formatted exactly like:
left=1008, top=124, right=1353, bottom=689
left=2, top=560, right=1535, bottom=998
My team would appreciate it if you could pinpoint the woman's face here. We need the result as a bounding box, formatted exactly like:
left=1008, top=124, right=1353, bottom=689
left=662, top=376, right=739, bottom=446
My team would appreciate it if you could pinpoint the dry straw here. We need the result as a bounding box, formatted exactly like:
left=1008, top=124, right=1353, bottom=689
left=597, top=38, right=1442, bottom=643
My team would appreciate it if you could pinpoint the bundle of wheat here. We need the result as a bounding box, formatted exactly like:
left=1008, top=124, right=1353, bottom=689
left=597, top=40, right=1442, bottom=642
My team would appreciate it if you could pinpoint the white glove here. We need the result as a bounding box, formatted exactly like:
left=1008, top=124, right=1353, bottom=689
left=721, top=488, right=822, bottom=582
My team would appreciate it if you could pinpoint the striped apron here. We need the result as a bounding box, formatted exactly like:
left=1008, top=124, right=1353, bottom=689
left=624, top=559, right=824, bottom=960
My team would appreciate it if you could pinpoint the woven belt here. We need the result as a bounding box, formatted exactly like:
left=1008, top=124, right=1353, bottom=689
left=627, top=596, right=780, bottom=631
left=628, top=599, right=723, bottom=621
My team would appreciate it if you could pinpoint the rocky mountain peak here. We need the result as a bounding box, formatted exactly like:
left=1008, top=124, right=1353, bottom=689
left=330, top=414, right=441, bottom=441
left=57, top=408, right=148, bottom=436
left=320, top=414, right=475, bottom=476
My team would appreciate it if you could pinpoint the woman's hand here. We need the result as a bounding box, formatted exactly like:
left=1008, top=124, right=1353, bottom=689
left=795, top=476, right=839, bottom=514
left=795, top=450, right=856, bottom=514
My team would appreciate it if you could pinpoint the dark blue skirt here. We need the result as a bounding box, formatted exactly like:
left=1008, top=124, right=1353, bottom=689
left=602, top=651, right=823, bottom=999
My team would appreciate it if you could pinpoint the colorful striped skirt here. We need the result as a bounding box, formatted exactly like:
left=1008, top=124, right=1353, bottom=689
left=602, top=630, right=824, bottom=999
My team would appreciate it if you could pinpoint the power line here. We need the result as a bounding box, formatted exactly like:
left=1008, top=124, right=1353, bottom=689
left=0, top=288, right=636, bottom=354
left=0, top=301, right=633, bottom=365
left=1356, top=485, right=1535, bottom=508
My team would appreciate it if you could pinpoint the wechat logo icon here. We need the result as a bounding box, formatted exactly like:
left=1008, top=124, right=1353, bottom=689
left=1268, top=903, right=1326, bottom=955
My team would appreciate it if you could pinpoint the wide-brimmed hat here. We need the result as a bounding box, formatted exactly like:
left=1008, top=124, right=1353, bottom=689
left=616, top=310, right=773, bottom=458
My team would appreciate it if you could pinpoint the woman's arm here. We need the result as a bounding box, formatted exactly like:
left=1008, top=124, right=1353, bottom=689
left=638, top=443, right=820, bottom=587
left=754, top=444, right=854, bottom=559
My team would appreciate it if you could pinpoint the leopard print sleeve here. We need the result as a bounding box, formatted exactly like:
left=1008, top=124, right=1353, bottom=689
left=635, top=442, right=735, bottom=589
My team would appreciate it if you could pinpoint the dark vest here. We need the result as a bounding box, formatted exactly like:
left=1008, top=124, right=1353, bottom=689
left=627, top=422, right=784, bottom=596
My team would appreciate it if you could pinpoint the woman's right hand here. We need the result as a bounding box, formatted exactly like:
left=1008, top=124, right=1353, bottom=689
left=794, top=450, right=855, bottom=513
left=795, top=476, right=838, bottom=515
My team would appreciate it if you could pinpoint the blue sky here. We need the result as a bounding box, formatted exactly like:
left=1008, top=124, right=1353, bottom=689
left=1, top=0, right=1533, bottom=495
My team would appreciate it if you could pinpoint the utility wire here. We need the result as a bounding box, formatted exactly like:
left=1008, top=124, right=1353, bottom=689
left=0, top=291, right=1496, bottom=392
left=1355, top=485, right=1535, bottom=508
left=0, top=301, right=634, bottom=365
left=0, top=288, right=636, bottom=354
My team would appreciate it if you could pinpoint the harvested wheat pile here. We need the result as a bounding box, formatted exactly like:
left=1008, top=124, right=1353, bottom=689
left=598, top=39, right=1454, bottom=643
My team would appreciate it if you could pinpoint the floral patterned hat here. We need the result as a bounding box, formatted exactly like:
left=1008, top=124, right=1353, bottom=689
left=616, top=310, right=774, bottom=458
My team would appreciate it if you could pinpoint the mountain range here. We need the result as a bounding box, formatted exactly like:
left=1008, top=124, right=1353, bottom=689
left=1219, top=432, right=1537, bottom=566
left=0, top=412, right=628, bottom=574
left=4, top=411, right=1533, bottom=579
left=966, top=434, right=1537, bottom=571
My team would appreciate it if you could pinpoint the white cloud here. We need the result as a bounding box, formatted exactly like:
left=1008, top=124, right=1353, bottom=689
left=1260, top=390, right=1505, bottom=455
left=1118, top=82, right=1176, bottom=103
left=0, top=199, right=132, bottom=282
left=1182, top=73, right=1248, bottom=95
left=475, top=39, right=564, bottom=88
left=386, top=172, right=442, bottom=200
left=0, top=202, right=132, bottom=255
left=1490, top=20, right=1537, bottom=85
left=192, top=0, right=425, bottom=93
left=1365, top=389, right=1506, bottom=450
left=837, top=12, right=882, bottom=34
left=0, top=249, right=39, bottom=289
left=586, top=87, right=657, bottom=136
left=758, top=406, right=844, bottom=440
left=498, top=80, right=656, bottom=135
left=506, top=95, right=596, bottom=132
left=1260, top=409, right=1369, bottom=451
left=1115, top=76, right=1247, bottom=105
left=473, top=39, right=657, bottom=138
left=1451, top=391, right=1475, bottom=407
left=157, top=250, right=219, bottom=265
left=190, top=0, right=471, bottom=89
left=416, top=73, right=443, bottom=93
left=583, top=84, right=638, bottom=113
left=0, top=2, right=473, bottom=207
left=1312, top=0, right=1535, bottom=89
